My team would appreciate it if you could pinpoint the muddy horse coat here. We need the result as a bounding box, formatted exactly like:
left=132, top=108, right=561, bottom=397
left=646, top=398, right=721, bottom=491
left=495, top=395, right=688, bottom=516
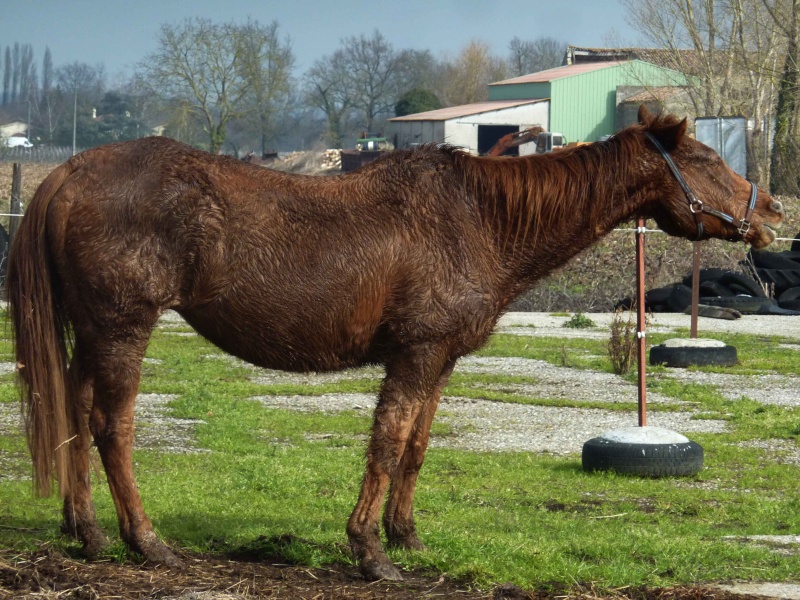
left=7, top=107, right=784, bottom=580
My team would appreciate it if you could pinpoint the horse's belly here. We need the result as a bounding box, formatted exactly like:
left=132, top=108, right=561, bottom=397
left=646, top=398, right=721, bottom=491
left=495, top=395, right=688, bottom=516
left=178, top=309, right=383, bottom=373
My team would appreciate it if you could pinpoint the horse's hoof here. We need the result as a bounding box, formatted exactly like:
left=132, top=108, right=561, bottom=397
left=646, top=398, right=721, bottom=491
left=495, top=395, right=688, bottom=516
left=82, top=534, right=111, bottom=559
left=140, top=542, right=183, bottom=569
left=360, top=558, right=404, bottom=581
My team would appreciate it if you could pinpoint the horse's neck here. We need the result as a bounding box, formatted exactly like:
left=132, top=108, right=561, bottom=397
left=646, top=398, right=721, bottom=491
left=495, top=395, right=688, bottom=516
left=479, top=147, right=648, bottom=286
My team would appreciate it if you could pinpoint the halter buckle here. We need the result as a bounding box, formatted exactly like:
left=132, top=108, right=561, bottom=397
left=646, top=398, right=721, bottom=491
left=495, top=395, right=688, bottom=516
left=738, top=220, right=751, bottom=236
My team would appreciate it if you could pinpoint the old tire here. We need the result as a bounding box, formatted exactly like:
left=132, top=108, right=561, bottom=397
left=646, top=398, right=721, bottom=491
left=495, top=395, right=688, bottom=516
left=779, top=286, right=800, bottom=303
left=699, top=280, right=735, bottom=297
left=582, top=436, right=703, bottom=477
left=650, top=344, right=738, bottom=367
left=748, top=249, right=800, bottom=270
left=718, top=272, right=766, bottom=297
left=666, top=284, right=693, bottom=312
left=700, top=295, right=774, bottom=314
left=682, top=268, right=732, bottom=287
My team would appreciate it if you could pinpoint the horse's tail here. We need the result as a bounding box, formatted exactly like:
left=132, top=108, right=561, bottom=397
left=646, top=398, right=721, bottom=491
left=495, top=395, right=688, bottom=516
left=7, top=160, right=76, bottom=497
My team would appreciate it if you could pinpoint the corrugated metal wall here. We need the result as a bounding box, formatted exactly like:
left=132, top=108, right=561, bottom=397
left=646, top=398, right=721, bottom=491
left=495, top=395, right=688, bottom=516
left=488, top=61, right=688, bottom=143
left=551, top=61, right=688, bottom=142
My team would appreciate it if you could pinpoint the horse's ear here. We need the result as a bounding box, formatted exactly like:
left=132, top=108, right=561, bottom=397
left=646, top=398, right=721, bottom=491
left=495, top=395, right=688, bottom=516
left=638, top=104, right=654, bottom=125
left=652, top=117, right=688, bottom=151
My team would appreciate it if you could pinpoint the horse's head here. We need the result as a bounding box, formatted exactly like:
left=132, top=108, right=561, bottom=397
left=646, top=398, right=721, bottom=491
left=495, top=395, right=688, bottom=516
left=637, top=105, right=784, bottom=249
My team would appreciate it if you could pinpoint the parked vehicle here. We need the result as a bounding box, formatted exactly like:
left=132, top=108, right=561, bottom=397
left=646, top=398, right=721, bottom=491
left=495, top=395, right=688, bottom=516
left=3, top=136, right=33, bottom=148
left=534, top=132, right=566, bottom=154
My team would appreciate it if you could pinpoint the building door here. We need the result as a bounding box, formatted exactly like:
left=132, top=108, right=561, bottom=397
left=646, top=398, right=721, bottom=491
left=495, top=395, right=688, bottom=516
left=478, top=125, right=520, bottom=156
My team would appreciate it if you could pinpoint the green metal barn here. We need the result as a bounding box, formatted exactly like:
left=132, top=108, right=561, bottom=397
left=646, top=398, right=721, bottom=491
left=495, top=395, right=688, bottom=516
left=487, top=60, right=689, bottom=143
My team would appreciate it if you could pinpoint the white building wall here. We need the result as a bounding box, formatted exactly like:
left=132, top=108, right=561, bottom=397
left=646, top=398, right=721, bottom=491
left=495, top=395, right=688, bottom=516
left=392, top=121, right=445, bottom=148
left=391, top=101, right=550, bottom=155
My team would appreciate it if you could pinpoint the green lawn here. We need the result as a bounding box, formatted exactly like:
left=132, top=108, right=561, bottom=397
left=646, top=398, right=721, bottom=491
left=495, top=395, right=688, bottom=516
left=1, top=313, right=799, bottom=591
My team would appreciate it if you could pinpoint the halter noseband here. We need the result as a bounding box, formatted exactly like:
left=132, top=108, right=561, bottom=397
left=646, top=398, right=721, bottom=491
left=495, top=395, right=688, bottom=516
left=644, top=132, right=758, bottom=242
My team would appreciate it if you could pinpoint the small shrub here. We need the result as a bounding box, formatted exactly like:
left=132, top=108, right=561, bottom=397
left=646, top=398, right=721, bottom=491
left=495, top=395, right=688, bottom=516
left=608, top=307, right=638, bottom=375
left=563, top=312, right=596, bottom=329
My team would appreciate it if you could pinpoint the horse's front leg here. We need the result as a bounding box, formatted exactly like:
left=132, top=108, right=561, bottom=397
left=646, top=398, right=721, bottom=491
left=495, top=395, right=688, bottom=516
left=346, top=350, right=451, bottom=581
left=383, top=360, right=455, bottom=551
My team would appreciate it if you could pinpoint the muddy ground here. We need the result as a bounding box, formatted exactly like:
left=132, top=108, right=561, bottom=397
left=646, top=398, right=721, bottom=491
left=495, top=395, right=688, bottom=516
left=0, top=546, right=771, bottom=600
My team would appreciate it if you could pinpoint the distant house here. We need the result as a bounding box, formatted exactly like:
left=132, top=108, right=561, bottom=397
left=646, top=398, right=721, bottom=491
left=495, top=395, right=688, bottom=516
left=0, top=121, right=28, bottom=140
left=390, top=59, right=689, bottom=153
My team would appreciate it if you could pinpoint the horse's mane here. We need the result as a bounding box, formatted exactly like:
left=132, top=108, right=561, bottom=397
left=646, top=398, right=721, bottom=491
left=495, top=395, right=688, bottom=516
left=445, top=112, right=682, bottom=249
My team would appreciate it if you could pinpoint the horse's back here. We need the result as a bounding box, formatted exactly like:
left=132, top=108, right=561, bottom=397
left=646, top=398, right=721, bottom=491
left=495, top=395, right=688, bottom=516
left=43, top=138, right=499, bottom=371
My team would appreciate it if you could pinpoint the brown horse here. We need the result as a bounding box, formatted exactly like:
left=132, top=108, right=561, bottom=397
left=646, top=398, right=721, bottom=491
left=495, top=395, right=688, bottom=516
left=7, top=106, right=784, bottom=580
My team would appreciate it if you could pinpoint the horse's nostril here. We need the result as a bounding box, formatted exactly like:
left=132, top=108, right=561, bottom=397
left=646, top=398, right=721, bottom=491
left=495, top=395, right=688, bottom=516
left=771, top=200, right=785, bottom=215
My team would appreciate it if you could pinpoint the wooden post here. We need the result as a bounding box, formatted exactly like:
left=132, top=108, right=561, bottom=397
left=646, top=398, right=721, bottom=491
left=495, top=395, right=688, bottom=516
left=9, top=163, right=22, bottom=244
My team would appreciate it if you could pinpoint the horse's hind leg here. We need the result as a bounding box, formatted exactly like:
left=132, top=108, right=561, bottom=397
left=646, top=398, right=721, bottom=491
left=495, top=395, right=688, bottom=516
left=61, top=347, right=109, bottom=556
left=383, top=359, right=455, bottom=551
left=88, top=319, right=180, bottom=567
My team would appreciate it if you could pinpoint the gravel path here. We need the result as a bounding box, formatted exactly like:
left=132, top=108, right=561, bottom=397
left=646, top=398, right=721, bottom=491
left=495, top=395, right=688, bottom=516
left=1, top=311, right=796, bottom=458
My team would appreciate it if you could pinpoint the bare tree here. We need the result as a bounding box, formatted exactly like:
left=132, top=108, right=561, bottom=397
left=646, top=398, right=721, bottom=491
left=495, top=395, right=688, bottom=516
left=240, top=19, right=295, bottom=155
left=622, top=0, right=735, bottom=116
left=3, top=47, right=10, bottom=105
left=306, top=50, right=353, bottom=147
left=622, top=0, right=784, bottom=184
left=339, top=30, right=404, bottom=132
left=139, top=18, right=255, bottom=153
left=306, top=30, right=412, bottom=145
left=439, top=40, right=508, bottom=105
left=11, top=42, right=20, bottom=104
left=508, top=36, right=566, bottom=76
left=762, top=0, right=800, bottom=193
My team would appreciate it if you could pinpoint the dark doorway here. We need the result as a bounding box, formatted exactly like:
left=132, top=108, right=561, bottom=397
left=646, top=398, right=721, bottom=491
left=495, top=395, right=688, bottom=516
left=478, top=125, right=520, bottom=156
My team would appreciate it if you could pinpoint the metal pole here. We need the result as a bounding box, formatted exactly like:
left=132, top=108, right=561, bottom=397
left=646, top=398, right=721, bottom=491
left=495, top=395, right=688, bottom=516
left=691, top=241, right=701, bottom=338
left=636, top=216, right=647, bottom=427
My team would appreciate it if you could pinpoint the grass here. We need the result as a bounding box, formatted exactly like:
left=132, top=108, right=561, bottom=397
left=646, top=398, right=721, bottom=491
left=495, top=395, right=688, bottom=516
left=0, top=313, right=799, bottom=591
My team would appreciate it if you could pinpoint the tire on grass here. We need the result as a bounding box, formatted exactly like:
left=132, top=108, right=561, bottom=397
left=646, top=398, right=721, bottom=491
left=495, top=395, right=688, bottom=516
left=650, top=343, right=738, bottom=367
left=582, top=437, right=703, bottom=477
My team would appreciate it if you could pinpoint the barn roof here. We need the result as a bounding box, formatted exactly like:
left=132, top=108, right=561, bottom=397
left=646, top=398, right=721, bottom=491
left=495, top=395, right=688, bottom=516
left=488, top=61, right=626, bottom=86
left=566, top=46, right=706, bottom=77
left=389, top=98, right=547, bottom=122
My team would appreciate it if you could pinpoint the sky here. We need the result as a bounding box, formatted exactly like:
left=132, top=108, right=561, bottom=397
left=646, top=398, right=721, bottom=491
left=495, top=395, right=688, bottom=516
left=1, top=0, right=641, bottom=81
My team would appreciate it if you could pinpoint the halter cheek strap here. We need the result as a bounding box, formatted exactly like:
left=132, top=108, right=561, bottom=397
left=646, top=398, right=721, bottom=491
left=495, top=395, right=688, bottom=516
left=644, top=132, right=758, bottom=242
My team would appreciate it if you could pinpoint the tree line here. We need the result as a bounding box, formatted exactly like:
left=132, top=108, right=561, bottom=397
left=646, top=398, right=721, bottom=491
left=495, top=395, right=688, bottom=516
left=0, top=20, right=563, bottom=157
